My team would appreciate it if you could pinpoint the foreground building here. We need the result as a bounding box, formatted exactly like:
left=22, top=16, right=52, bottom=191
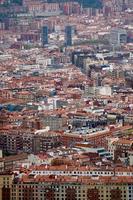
left=11, top=175, right=133, bottom=200
left=0, top=172, right=13, bottom=200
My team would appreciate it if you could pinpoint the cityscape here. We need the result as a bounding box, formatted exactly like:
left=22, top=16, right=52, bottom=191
left=0, top=0, right=133, bottom=200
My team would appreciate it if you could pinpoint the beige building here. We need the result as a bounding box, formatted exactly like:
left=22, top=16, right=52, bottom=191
left=11, top=175, right=132, bottom=200
left=0, top=173, right=13, bottom=200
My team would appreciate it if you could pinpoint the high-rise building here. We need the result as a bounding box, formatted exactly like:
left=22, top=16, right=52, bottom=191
left=42, top=26, right=48, bottom=46
left=65, top=25, right=72, bottom=46
left=110, top=28, right=127, bottom=48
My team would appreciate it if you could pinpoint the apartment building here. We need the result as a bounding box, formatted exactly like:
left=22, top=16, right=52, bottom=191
left=32, top=131, right=61, bottom=154
left=0, top=172, right=13, bottom=200
left=29, top=165, right=133, bottom=178
left=42, top=114, right=67, bottom=131
left=0, top=129, right=61, bottom=154
left=11, top=175, right=133, bottom=200
left=108, top=137, right=133, bottom=160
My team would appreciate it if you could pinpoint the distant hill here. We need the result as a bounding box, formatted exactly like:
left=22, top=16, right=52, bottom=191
left=48, top=0, right=103, bottom=8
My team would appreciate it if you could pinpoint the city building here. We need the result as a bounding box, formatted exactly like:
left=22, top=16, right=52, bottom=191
left=65, top=25, right=73, bottom=46
left=0, top=1, right=132, bottom=200
left=11, top=174, right=133, bottom=200
left=0, top=172, right=13, bottom=200
left=42, top=26, right=48, bottom=46
left=110, top=28, right=127, bottom=48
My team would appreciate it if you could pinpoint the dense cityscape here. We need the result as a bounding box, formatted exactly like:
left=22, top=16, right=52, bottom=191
left=0, top=0, right=133, bottom=200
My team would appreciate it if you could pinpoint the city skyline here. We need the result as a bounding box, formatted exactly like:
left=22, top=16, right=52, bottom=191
left=0, top=0, right=133, bottom=200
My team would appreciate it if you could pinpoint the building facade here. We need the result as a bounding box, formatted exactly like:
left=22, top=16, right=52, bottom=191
left=65, top=25, right=72, bottom=46
left=110, top=28, right=127, bottom=48
left=11, top=175, right=132, bottom=200
left=42, top=26, right=48, bottom=46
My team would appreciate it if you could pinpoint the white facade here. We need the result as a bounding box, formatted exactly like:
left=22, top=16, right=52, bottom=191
left=30, top=169, right=133, bottom=177
left=128, top=151, right=133, bottom=166
left=96, top=86, right=112, bottom=96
